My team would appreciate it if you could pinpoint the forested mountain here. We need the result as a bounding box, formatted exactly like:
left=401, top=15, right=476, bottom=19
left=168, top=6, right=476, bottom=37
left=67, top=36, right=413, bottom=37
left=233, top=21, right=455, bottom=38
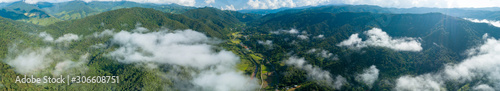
left=1, top=2, right=500, bottom=91
left=0, top=16, right=50, bottom=90
left=0, top=9, right=29, bottom=20
left=248, top=5, right=500, bottom=22
left=254, top=12, right=500, bottom=53
left=0, top=1, right=194, bottom=25
left=181, top=7, right=261, bottom=31
left=237, top=6, right=316, bottom=15
left=0, top=7, right=251, bottom=90
left=0, top=2, right=51, bottom=20
left=242, top=10, right=500, bottom=90
left=42, top=7, right=258, bottom=39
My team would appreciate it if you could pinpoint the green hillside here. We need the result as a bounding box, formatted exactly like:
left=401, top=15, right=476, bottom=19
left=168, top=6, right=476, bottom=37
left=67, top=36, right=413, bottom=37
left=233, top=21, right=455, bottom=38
left=1, top=3, right=500, bottom=91
left=0, top=6, right=262, bottom=90
left=44, top=7, right=240, bottom=39
left=241, top=11, right=500, bottom=90
left=0, top=16, right=48, bottom=90
left=0, top=1, right=195, bottom=25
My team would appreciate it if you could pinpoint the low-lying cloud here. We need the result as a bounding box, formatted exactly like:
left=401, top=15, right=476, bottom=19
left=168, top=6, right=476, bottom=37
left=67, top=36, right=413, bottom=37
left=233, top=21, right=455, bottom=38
left=464, top=18, right=500, bottom=28
left=307, top=48, right=338, bottom=60
left=356, top=65, right=379, bottom=88
left=286, top=57, right=346, bottom=89
left=394, top=74, right=442, bottom=91
left=337, top=28, right=422, bottom=51
left=109, top=29, right=238, bottom=69
left=93, top=29, right=115, bottom=37
left=394, top=34, right=500, bottom=90
left=271, top=28, right=299, bottom=34
left=52, top=53, right=89, bottom=76
left=314, top=34, right=324, bottom=39
left=257, top=40, right=273, bottom=49
left=193, top=71, right=257, bottom=91
left=5, top=47, right=54, bottom=75
left=39, top=32, right=80, bottom=43
left=4, top=46, right=89, bottom=76
left=54, top=34, right=79, bottom=42
left=473, top=84, right=495, bottom=91
left=272, top=29, right=311, bottom=40
left=107, top=28, right=258, bottom=91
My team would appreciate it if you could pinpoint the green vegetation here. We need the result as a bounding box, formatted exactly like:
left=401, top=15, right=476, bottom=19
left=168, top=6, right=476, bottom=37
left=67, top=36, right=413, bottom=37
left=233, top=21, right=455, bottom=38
left=0, top=1, right=195, bottom=25
left=0, top=7, right=250, bottom=90
left=19, top=17, right=61, bottom=26
left=238, top=8, right=500, bottom=90
left=1, top=3, right=500, bottom=91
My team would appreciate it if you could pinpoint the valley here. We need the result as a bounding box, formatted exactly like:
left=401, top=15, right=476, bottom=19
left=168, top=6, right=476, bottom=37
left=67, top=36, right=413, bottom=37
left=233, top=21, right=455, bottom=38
left=1, top=1, right=500, bottom=91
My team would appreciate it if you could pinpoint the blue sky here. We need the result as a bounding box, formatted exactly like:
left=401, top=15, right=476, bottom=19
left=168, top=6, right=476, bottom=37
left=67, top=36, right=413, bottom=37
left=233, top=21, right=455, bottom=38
left=2, top=0, right=500, bottom=10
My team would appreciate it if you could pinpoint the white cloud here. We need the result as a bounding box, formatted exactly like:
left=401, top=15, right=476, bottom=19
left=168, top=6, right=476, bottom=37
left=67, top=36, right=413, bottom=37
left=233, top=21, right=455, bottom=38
left=442, top=34, right=500, bottom=82
left=270, top=28, right=299, bottom=34
left=356, top=65, right=379, bottom=88
left=271, top=29, right=311, bottom=40
left=307, top=48, right=337, bottom=60
left=394, top=34, right=500, bottom=90
left=0, top=0, right=19, bottom=3
left=257, top=40, right=273, bottom=49
left=394, top=74, right=443, bottom=91
left=247, top=0, right=295, bottom=9
left=4, top=46, right=90, bottom=75
left=39, top=32, right=80, bottom=43
left=128, top=0, right=195, bottom=6
left=90, top=43, right=107, bottom=48
left=39, top=32, right=54, bottom=42
left=107, top=28, right=258, bottom=91
left=16, top=0, right=196, bottom=6
left=246, top=0, right=331, bottom=9
left=333, top=75, right=347, bottom=89
left=464, top=18, right=500, bottom=28
left=93, top=29, right=115, bottom=37
left=337, top=33, right=362, bottom=47
left=473, top=84, right=495, bottom=91
left=297, top=0, right=330, bottom=6
left=6, top=0, right=500, bottom=9
left=131, top=27, right=149, bottom=33
left=318, top=50, right=333, bottom=58
left=204, top=0, right=214, bottom=4
left=286, top=28, right=299, bottom=34
left=54, top=33, right=79, bottom=42
left=220, top=4, right=237, bottom=10
left=314, top=35, right=324, bottom=38
left=52, top=53, right=89, bottom=76
left=257, top=40, right=272, bottom=46
left=109, top=29, right=239, bottom=69
left=297, top=34, right=308, bottom=40
left=286, top=57, right=346, bottom=89
left=306, top=48, right=318, bottom=53
left=337, top=28, right=422, bottom=52
left=193, top=72, right=258, bottom=91
left=5, top=47, right=53, bottom=75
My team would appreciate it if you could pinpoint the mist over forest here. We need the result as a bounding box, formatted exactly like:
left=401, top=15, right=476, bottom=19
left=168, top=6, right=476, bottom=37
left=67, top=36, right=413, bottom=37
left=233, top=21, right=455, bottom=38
left=1, top=0, right=500, bottom=91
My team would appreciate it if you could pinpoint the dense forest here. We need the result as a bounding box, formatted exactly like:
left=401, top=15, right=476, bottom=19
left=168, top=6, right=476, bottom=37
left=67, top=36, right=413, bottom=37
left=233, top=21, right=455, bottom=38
left=1, top=2, right=500, bottom=91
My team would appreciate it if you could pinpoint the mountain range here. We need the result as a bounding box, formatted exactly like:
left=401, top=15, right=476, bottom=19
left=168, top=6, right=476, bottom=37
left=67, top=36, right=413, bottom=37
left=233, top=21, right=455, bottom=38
left=1, top=1, right=500, bottom=91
